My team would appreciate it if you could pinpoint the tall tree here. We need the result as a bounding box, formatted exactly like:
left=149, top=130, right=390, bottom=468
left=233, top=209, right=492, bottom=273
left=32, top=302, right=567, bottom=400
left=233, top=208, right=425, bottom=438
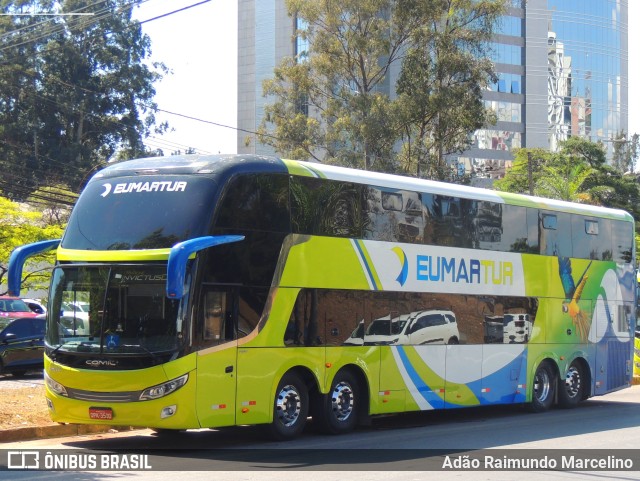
left=396, top=0, right=505, bottom=180
left=0, top=0, right=166, bottom=198
left=610, top=130, right=639, bottom=174
left=259, top=0, right=505, bottom=176
left=492, top=147, right=554, bottom=195
left=260, top=0, right=422, bottom=171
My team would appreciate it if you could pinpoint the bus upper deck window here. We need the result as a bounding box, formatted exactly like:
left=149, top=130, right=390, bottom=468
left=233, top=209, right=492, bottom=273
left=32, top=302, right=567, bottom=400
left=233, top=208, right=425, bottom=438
left=585, top=220, right=599, bottom=235
left=381, top=192, right=402, bottom=211
left=541, top=214, right=557, bottom=230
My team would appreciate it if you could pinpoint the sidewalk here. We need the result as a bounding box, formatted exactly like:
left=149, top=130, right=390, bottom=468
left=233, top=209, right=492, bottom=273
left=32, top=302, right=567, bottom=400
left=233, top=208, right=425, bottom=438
left=1, top=423, right=137, bottom=444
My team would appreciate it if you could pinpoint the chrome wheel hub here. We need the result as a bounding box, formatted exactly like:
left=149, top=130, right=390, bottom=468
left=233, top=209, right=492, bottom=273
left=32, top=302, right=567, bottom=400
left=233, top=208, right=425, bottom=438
left=331, top=381, right=354, bottom=422
left=275, top=384, right=301, bottom=427
left=534, top=369, right=551, bottom=402
left=564, top=366, right=581, bottom=398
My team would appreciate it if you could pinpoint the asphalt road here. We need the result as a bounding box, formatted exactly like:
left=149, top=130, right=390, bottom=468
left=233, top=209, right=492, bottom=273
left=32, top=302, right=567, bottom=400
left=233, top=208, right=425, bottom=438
left=3, top=385, right=640, bottom=480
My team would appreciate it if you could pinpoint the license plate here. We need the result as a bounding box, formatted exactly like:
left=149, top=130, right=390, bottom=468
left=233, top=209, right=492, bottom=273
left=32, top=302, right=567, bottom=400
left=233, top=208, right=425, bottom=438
left=89, top=407, right=113, bottom=420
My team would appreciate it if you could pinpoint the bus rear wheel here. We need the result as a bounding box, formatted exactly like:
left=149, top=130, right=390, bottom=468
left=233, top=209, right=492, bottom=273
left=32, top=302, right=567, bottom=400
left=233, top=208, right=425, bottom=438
left=268, top=372, right=309, bottom=441
left=315, top=370, right=359, bottom=434
left=530, top=360, right=555, bottom=412
left=558, top=361, right=585, bottom=408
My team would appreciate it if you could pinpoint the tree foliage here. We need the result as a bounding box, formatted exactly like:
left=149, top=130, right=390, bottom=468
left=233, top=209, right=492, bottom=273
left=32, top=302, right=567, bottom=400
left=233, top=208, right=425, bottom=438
left=0, top=0, right=167, bottom=199
left=494, top=138, right=640, bottom=245
left=610, top=130, right=639, bottom=174
left=259, top=0, right=506, bottom=176
left=396, top=0, right=504, bottom=180
left=0, top=196, right=65, bottom=295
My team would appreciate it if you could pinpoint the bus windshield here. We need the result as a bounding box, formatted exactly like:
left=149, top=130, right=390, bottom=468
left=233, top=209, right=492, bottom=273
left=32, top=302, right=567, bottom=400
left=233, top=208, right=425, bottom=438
left=47, top=265, right=186, bottom=357
left=61, top=175, right=219, bottom=250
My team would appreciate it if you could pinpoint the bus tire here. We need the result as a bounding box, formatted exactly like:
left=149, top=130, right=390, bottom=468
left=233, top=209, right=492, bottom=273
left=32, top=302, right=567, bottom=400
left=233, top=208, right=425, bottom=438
left=530, top=360, right=555, bottom=413
left=557, top=360, right=585, bottom=408
left=268, top=372, right=309, bottom=441
left=315, top=370, right=359, bottom=434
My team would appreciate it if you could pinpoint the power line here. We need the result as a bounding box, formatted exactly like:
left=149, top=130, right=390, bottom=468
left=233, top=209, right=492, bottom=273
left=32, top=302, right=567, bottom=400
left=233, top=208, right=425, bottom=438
left=138, top=0, right=210, bottom=25
left=0, top=1, right=145, bottom=54
left=0, top=0, right=223, bottom=160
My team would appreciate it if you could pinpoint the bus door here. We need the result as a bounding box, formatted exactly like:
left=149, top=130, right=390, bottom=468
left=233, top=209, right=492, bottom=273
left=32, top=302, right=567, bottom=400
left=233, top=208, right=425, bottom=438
left=195, top=287, right=238, bottom=428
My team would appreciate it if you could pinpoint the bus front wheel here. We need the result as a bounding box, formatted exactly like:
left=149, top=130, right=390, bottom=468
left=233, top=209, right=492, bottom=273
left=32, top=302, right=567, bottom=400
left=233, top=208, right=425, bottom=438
left=530, top=361, right=555, bottom=412
left=268, top=372, right=309, bottom=441
left=557, top=360, right=585, bottom=408
left=314, top=370, right=359, bottom=434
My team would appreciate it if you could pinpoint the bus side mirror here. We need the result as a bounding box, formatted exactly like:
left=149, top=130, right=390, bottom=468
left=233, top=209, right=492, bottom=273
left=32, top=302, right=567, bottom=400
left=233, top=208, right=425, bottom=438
left=8, top=239, right=61, bottom=296
left=166, top=235, right=244, bottom=299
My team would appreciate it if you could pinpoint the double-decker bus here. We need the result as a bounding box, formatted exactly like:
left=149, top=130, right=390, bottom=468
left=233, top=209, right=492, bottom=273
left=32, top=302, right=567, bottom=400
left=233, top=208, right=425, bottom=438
left=8, top=154, right=636, bottom=440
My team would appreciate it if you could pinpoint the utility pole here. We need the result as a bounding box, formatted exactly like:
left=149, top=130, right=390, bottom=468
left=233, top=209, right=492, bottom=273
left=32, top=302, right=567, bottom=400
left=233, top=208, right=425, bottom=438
left=527, top=151, right=534, bottom=195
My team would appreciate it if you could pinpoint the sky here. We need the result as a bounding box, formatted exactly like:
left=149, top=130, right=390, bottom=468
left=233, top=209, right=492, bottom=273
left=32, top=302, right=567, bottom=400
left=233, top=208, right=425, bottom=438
left=628, top=1, right=638, bottom=138
left=132, top=0, right=238, bottom=156
left=134, top=0, right=639, bottom=157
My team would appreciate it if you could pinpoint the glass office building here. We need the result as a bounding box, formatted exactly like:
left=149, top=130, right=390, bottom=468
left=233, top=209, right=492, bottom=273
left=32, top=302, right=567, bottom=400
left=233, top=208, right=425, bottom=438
left=238, top=0, right=628, bottom=180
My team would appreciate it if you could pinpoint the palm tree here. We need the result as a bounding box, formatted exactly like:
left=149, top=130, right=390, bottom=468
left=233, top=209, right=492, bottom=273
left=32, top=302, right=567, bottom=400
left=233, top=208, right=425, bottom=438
left=534, top=163, right=613, bottom=205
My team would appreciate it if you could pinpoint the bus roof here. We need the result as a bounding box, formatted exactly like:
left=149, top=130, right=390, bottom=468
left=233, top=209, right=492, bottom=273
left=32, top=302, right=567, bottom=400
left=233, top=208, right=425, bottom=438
left=92, top=154, right=287, bottom=180
left=283, top=158, right=634, bottom=223
left=92, top=154, right=633, bottom=223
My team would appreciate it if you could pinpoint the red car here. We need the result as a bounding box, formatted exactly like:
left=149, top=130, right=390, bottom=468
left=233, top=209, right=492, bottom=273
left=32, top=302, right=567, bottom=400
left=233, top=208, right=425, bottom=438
left=0, top=296, right=40, bottom=321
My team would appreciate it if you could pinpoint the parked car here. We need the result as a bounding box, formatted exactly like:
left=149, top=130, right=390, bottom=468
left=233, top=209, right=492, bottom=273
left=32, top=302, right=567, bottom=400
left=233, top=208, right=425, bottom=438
left=61, top=301, right=89, bottom=321
left=0, top=316, right=46, bottom=377
left=634, top=329, right=640, bottom=380
left=59, top=301, right=90, bottom=335
left=21, top=298, right=47, bottom=315
left=503, top=313, right=532, bottom=344
left=0, top=296, right=41, bottom=321
left=353, top=310, right=460, bottom=346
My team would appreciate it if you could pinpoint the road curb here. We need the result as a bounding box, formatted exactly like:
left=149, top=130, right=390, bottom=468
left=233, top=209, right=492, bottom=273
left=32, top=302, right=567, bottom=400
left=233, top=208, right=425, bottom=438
left=1, top=424, right=137, bottom=443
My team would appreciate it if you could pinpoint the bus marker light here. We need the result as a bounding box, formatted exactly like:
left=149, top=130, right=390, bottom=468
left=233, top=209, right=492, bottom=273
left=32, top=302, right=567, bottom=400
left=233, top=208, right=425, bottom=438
left=517, top=384, right=526, bottom=388
left=242, top=408, right=249, bottom=413
left=560, top=356, right=565, bottom=360
left=379, top=391, right=390, bottom=396
left=481, top=388, right=490, bottom=393
left=325, top=363, right=332, bottom=368
left=242, top=401, right=256, bottom=406
left=211, top=404, right=227, bottom=410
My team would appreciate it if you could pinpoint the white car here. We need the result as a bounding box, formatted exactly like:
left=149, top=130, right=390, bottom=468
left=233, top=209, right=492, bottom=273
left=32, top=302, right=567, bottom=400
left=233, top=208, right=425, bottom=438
left=60, top=301, right=90, bottom=335
left=21, top=298, right=47, bottom=315
left=503, top=313, right=531, bottom=344
left=362, top=310, right=460, bottom=346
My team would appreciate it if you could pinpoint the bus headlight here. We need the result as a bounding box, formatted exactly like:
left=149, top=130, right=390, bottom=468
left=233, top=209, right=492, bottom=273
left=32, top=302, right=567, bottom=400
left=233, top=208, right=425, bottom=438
left=45, top=373, right=68, bottom=397
left=139, top=374, right=189, bottom=401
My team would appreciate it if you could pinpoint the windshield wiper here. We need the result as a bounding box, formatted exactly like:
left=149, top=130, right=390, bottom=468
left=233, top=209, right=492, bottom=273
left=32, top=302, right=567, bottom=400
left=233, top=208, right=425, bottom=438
left=121, top=342, right=164, bottom=364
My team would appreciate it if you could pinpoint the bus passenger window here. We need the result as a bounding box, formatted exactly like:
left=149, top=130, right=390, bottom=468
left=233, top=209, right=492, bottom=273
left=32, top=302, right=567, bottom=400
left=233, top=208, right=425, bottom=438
left=237, top=288, right=264, bottom=338
left=203, top=292, right=226, bottom=342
